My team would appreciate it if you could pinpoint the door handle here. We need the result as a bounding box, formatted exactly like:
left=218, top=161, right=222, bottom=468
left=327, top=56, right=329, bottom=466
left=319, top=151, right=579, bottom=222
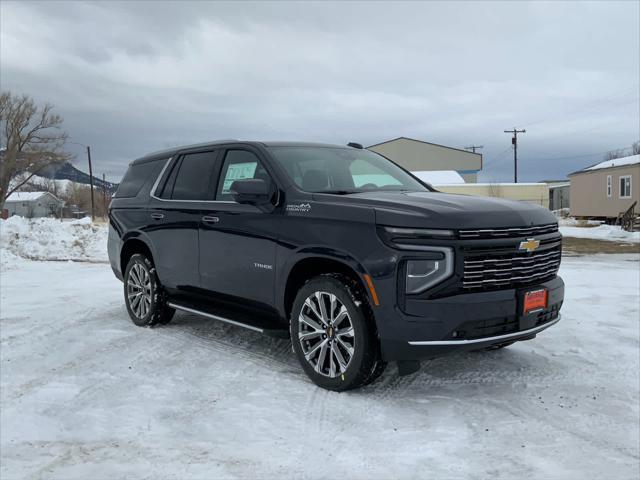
left=150, top=212, right=164, bottom=220
left=202, top=216, right=220, bottom=224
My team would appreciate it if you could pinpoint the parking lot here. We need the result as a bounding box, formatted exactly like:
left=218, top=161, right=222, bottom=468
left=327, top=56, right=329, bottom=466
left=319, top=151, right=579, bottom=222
left=1, top=253, right=639, bottom=479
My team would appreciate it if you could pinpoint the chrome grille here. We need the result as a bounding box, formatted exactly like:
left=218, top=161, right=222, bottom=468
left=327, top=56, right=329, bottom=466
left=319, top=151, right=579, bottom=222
left=463, top=246, right=561, bottom=290
left=459, top=224, right=558, bottom=239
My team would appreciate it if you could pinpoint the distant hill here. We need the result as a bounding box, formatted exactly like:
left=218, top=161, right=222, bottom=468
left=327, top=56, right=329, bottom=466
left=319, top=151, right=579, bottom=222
left=39, top=162, right=119, bottom=194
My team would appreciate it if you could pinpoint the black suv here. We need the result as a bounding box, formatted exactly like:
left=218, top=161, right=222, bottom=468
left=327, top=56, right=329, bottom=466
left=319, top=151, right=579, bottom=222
left=108, top=140, right=564, bottom=391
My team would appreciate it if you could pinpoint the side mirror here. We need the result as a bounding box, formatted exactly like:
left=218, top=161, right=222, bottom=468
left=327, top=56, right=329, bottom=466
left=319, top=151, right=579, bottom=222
left=229, top=179, right=271, bottom=206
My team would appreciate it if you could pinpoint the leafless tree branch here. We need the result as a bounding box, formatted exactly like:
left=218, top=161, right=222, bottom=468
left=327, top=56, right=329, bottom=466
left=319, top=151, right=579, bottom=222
left=0, top=91, right=70, bottom=210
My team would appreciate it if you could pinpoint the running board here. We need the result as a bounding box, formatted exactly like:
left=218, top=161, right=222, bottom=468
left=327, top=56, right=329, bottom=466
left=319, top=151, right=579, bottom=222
left=168, top=302, right=289, bottom=338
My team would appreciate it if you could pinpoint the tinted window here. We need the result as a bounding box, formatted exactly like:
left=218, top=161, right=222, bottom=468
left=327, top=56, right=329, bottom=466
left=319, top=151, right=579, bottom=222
left=116, top=160, right=164, bottom=198
left=157, top=159, right=180, bottom=199
left=216, top=150, right=272, bottom=200
left=172, top=151, right=218, bottom=200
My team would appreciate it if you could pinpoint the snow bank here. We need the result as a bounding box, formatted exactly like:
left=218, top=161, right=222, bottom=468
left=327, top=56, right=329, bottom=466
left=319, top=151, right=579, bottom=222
left=560, top=224, right=640, bottom=243
left=0, top=216, right=108, bottom=262
left=0, top=249, right=27, bottom=271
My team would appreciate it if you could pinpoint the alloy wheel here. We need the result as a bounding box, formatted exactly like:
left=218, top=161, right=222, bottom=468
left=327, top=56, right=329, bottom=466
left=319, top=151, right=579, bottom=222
left=298, top=291, right=355, bottom=378
left=127, top=262, right=152, bottom=319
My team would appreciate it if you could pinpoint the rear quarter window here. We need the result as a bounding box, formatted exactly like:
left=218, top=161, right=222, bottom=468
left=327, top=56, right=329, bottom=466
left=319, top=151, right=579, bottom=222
left=115, top=159, right=165, bottom=198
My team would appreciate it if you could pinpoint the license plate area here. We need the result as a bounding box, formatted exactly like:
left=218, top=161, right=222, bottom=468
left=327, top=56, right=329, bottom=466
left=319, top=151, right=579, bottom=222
left=523, top=288, right=548, bottom=314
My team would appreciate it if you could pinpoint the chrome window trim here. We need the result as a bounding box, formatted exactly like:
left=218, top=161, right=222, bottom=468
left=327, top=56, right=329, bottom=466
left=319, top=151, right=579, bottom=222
left=408, top=316, right=560, bottom=346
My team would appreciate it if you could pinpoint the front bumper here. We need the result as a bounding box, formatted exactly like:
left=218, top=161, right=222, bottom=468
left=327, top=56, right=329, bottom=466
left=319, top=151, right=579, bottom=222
left=377, top=275, right=564, bottom=361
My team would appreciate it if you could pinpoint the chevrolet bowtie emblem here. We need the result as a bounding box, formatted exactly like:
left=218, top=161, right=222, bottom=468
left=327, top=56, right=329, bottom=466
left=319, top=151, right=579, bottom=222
left=519, top=238, right=540, bottom=253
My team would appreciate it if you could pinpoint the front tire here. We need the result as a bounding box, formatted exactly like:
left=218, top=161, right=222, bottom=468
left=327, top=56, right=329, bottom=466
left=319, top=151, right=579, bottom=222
left=290, top=274, right=385, bottom=391
left=124, top=253, right=175, bottom=327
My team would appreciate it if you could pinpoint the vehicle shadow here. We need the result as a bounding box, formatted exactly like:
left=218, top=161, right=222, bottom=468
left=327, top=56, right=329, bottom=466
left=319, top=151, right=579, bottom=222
left=159, top=311, right=568, bottom=397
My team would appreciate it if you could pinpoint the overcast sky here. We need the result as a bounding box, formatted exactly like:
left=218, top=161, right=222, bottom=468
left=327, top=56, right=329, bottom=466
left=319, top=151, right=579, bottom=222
left=1, top=1, right=638, bottom=182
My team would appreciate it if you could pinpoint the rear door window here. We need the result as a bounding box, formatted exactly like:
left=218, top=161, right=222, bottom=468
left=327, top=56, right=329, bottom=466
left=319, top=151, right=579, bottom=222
left=171, top=151, right=219, bottom=201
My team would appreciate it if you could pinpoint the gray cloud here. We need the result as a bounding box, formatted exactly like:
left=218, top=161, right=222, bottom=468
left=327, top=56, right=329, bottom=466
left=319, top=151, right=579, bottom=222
left=1, top=0, right=638, bottom=181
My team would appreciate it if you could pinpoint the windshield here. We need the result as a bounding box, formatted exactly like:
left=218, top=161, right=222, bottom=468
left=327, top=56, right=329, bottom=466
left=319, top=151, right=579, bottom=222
left=267, top=146, right=429, bottom=194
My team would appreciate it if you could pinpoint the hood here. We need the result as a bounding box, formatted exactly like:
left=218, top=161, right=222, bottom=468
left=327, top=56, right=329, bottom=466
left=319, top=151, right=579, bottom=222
left=337, top=191, right=556, bottom=229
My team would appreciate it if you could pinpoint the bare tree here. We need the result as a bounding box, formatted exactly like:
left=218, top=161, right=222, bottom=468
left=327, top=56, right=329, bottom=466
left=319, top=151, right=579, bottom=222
left=0, top=92, right=69, bottom=211
left=604, top=141, right=640, bottom=160
left=603, top=148, right=627, bottom=161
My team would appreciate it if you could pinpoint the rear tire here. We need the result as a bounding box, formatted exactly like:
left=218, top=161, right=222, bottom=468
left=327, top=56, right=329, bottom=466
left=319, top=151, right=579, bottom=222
left=124, top=253, right=175, bottom=327
left=290, top=274, right=385, bottom=391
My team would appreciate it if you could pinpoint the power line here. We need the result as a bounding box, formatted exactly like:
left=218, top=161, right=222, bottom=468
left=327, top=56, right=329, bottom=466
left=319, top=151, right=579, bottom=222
left=530, top=116, right=635, bottom=145
left=464, top=145, right=484, bottom=154
left=519, top=87, right=640, bottom=128
left=483, top=146, right=513, bottom=167
left=521, top=145, right=635, bottom=163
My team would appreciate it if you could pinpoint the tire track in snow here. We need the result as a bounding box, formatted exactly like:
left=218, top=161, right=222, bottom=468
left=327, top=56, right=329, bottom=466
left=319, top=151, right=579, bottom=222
left=154, top=312, right=296, bottom=372
left=3, top=310, right=160, bottom=402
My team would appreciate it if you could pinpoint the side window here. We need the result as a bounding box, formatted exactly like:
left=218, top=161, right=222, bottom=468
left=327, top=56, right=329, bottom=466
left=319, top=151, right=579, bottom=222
left=619, top=175, right=632, bottom=199
left=157, top=159, right=181, bottom=199
left=171, top=151, right=218, bottom=200
left=116, top=160, right=164, bottom=198
left=216, top=150, right=271, bottom=200
left=606, top=175, right=612, bottom=198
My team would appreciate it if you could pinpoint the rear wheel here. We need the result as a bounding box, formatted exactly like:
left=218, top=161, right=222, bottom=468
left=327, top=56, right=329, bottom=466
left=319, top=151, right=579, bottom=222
left=124, top=253, right=175, bottom=327
left=290, top=274, right=385, bottom=391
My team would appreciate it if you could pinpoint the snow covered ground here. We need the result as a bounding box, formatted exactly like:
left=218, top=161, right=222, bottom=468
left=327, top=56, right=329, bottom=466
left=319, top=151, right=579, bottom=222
left=1, top=253, right=638, bottom=479
left=559, top=224, right=640, bottom=243
left=558, top=217, right=640, bottom=243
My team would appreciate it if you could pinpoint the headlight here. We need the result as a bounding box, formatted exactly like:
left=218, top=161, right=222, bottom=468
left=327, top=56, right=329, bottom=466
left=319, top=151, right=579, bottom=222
left=405, top=247, right=454, bottom=294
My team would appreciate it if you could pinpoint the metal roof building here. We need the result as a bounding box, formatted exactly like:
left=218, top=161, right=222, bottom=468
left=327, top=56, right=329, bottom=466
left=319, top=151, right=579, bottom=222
left=367, top=137, right=482, bottom=182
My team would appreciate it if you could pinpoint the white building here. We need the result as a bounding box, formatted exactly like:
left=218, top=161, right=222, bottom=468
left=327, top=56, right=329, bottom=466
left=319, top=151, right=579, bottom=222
left=3, top=191, right=65, bottom=218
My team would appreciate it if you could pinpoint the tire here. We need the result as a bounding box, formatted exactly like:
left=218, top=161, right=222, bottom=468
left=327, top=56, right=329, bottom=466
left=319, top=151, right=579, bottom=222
left=290, top=274, right=385, bottom=391
left=124, top=253, right=175, bottom=327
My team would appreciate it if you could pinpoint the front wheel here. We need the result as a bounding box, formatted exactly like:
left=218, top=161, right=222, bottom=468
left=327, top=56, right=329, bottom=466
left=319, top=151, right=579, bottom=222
left=290, top=274, right=385, bottom=391
left=124, top=253, right=175, bottom=327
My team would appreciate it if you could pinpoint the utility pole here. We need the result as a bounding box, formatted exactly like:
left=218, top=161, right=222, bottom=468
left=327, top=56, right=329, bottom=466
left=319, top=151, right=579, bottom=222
left=464, top=145, right=484, bottom=154
left=102, top=173, right=107, bottom=215
left=504, top=128, right=526, bottom=183
left=86, top=145, right=95, bottom=221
